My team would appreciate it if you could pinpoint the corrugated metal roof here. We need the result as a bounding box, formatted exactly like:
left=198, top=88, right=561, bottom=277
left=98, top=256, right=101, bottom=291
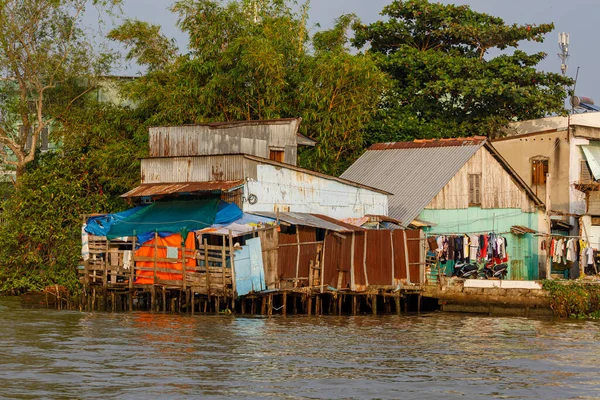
left=369, top=137, right=486, bottom=150
left=341, top=140, right=485, bottom=225
left=120, top=180, right=244, bottom=198
left=251, top=212, right=354, bottom=232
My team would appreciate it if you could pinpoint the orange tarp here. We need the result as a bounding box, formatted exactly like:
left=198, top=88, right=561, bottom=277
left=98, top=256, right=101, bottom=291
left=135, top=233, right=196, bottom=285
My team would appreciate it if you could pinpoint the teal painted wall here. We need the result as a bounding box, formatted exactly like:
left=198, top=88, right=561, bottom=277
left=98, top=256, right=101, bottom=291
left=420, top=207, right=540, bottom=280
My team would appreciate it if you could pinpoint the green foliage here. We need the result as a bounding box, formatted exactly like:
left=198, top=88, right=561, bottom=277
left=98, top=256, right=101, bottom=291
left=0, top=153, right=118, bottom=294
left=0, top=0, right=121, bottom=177
left=110, top=0, right=387, bottom=175
left=542, top=280, right=600, bottom=319
left=353, top=0, right=573, bottom=143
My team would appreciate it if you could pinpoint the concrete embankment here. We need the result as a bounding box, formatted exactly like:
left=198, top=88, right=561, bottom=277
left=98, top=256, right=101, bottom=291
left=423, top=279, right=553, bottom=316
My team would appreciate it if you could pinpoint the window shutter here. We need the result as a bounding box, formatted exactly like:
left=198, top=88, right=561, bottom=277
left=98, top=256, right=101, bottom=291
left=581, top=160, right=593, bottom=182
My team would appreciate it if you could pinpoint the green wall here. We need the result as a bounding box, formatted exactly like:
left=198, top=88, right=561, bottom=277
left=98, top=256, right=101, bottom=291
left=420, top=207, right=540, bottom=280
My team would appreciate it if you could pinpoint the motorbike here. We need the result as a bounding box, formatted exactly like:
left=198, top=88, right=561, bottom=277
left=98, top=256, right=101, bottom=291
left=482, top=262, right=508, bottom=279
left=452, top=262, right=480, bottom=279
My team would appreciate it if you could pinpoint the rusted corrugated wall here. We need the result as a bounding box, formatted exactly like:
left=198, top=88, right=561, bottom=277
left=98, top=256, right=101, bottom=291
left=323, top=233, right=352, bottom=290
left=364, top=230, right=394, bottom=285
left=277, top=226, right=319, bottom=287
left=353, top=233, right=366, bottom=288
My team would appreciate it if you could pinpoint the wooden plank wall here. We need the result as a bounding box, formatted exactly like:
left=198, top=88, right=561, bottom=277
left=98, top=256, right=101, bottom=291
left=427, top=147, right=536, bottom=212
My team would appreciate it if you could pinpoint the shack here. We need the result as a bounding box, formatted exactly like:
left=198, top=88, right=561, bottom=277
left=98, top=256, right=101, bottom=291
left=341, top=137, right=549, bottom=280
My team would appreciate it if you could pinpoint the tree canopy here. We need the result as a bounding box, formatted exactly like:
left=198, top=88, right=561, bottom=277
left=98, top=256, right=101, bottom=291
left=352, top=0, right=573, bottom=142
left=109, top=0, right=388, bottom=175
left=0, top=0, right=119, bottom=179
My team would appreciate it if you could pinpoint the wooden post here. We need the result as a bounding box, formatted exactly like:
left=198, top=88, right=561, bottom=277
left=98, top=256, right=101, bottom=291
left=350, top=232, right=356, bottom=291
left=153, top=232, right=158, bottom=285
left=307, top=296, right=312, bottom=316
left=182, top=235, right=187, bottom=293
left=352, top=295, right=357, bottom=316
left=190, top=290, right=194, bottom=315
left=129, top=235, right=136, bottom=312
left=221, top=237, right=226, bottom=297
left=395, top=294, right=401, bottom=316
left=282, top=292, right=287, bottom=316
left=321, top=230, right=328, bottom=293
left=338, top=294, right=343, bottom=316
left=371, top=294, right=377, bottom=316
left=103, top=238, right=109, bottom=311
left=293, top=295, right=298, bottom=314
left=390, top=230, right=395, bottom=285
left=417, top=294, right=422, bottom=314
left=150, top=287, right=156, bottom=312
left=268, top=293, right=273, bottom=317
left=229, top=231, right=237, bottom=298
left=111, top=292, right=116, bottom=312
left=241, top=298, right=246, bottom=314
left=204, top=239, right=211, bottom=296
left=403, top=230, right=411, bottom=284
left=215, top=296, right=220, bottom=315
left=363, top=231, right=369, bottom=287
left=261, top=296, right=267, bottom=315
left=162, top=287, right=167, bottom=312
left=295, top=228, right=301, bottom=288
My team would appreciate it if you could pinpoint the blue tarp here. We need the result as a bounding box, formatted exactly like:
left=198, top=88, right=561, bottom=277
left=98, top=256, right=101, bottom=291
left=106, top=198, right=220, bottom=240
left=85, top=205, right=147, bottom=236
left=214, top=201, right=244, bottom=225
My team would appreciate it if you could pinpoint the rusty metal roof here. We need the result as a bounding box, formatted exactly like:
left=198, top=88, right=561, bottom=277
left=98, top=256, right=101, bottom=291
left=341, top=139, right=486, bottom=224
left=121, top=180, right=244, bottom=198
left=368, top=137, right=487, bottom=150
left=251, top=212, right=357, bottom=232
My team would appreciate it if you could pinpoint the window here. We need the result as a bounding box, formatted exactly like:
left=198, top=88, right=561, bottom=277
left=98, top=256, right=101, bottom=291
left=531, top=159, right=549, bottom=185
left=581, top=160, right=594, bottom=182
left=468, top=174, right=481, bottom=206
left=269, top=148, right=284, bottom=163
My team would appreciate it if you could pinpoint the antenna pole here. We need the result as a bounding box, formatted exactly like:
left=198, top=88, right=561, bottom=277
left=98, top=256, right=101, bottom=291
left=558, top=32, right=570, bottom=77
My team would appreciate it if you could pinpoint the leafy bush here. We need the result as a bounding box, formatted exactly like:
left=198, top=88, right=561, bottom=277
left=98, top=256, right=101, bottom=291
left=542, top=280, right=600, bottom=319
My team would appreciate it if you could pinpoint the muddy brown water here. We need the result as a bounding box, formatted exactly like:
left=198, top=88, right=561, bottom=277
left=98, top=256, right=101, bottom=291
left=1, top=297, right=599, bottom=399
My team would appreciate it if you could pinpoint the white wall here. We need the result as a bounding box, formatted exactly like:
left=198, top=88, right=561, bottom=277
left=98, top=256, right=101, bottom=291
left=242, top=165, right=388, bottom=219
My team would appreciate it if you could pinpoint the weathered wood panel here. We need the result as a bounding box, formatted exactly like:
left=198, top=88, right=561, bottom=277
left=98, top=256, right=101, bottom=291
left=426, top=147, right=536, bottom=212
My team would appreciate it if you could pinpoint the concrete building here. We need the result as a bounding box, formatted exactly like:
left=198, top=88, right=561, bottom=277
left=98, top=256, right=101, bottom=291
left=493, top=112, right=600, bottom=242
left=341, top=137, right=548, bottom=280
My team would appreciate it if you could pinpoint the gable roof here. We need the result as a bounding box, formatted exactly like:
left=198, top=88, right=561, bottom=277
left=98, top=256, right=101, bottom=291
left=341, top=137, right=543, bottom=225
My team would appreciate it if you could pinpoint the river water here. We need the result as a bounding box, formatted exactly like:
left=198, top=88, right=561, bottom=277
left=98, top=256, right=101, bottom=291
left=1, top=297, right=599, bottom=399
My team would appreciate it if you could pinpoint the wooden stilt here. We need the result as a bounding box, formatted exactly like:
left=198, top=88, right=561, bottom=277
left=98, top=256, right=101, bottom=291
left=261, top=296, right=267, bottom=315
left=241, top=298, right=246, bottom=314
left=395, top=294, right=401, bottom=316
left=338, top=294, right=343, bottom=316
left=190, top=290, right=194, bottom=315
left=404, top=295, right=408, bottom=313
left=111, top=292, right=116, bottom=312
left=372, top=294, right=377, bottom=315
left=352, top=295, right=357, bottom=316
left=251, top=298, right=256, bottom=314
left=282, top=292, right=287, bottom=316
left=162, top=287, right=167, bottom=312
left=171, top=297, right=176, bottom=313
left=307, top=297, right=312, bottom=316
left=268, top=293, right=273, bottom=317
left=417, top=294, right=422, bottom=314
left=150, top=287, right=156, bottom=312
left=216, top=296, right=220, bottom=315
left=293, top=295, right=298, bottom=315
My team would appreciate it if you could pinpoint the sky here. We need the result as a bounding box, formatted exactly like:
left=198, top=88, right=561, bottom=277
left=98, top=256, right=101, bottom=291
left=105, top=0, right=599, bottom=102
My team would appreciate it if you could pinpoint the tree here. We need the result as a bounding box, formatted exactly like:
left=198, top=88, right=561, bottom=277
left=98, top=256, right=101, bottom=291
left=109, top=0, right=388, bottom=175
left=0, top=0, right=119, bottom=180
left=352, top=0, right=573, bottom=141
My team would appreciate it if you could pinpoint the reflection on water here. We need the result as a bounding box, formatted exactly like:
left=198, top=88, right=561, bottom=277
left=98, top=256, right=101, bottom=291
left=1, top=297, right=599, bottom=399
